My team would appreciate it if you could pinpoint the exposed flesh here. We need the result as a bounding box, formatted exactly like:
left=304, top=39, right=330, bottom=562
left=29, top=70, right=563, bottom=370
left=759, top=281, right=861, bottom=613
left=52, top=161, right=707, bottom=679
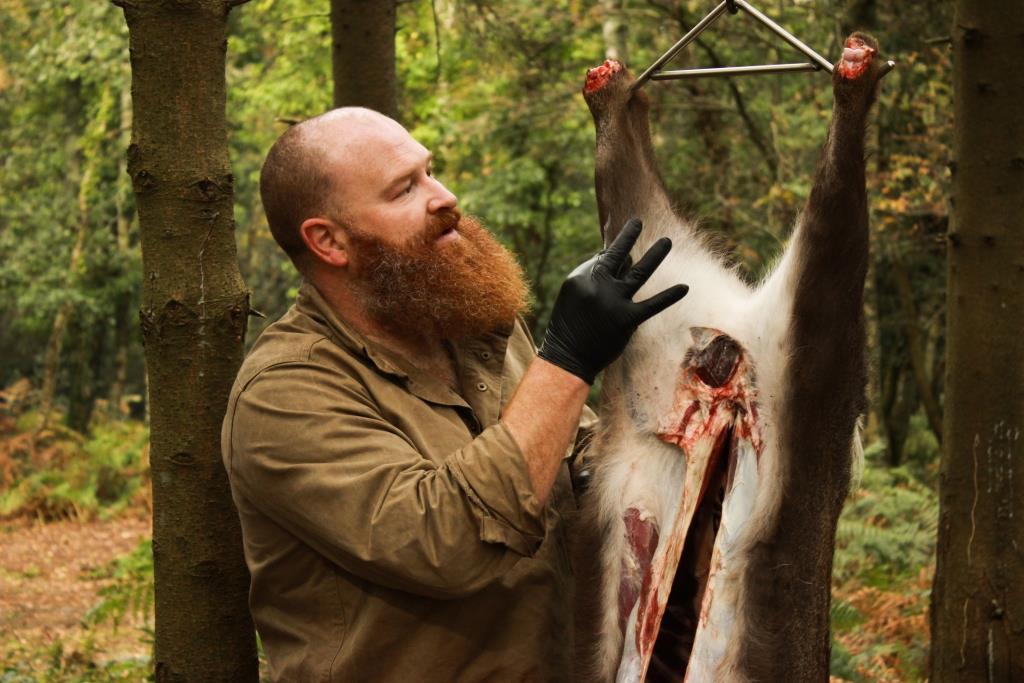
left=614, top=328, right=763, bottom=681
left=837, top=36, right=875, bottom=80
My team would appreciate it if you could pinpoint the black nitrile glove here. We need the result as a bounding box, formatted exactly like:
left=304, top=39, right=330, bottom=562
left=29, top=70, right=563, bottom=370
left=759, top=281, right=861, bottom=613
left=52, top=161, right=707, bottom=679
left=538, top=218, right=689, bottom=384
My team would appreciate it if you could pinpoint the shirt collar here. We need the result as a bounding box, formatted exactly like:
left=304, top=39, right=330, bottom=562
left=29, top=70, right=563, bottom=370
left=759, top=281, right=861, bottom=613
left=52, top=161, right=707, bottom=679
left=295, top=281, right=410, bottom=379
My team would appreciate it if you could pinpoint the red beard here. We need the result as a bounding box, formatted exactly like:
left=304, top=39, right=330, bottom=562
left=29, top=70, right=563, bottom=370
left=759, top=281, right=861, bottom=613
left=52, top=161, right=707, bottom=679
left=346, top=210, right=532, bottom=340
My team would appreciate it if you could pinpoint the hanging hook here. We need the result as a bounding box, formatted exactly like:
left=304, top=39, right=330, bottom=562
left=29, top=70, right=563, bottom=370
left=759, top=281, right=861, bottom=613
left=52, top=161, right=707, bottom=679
left=631, top=0, right=838, bottom=91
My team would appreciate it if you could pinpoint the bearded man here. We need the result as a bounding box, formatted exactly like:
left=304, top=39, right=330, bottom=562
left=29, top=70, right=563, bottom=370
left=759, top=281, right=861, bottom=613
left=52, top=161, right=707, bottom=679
left=221, top=107, right=687, bottom=682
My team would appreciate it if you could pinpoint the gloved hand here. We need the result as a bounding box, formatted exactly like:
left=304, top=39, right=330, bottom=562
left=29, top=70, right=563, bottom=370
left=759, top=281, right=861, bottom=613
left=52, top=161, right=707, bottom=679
left=538, top=218, right=688, bottom=384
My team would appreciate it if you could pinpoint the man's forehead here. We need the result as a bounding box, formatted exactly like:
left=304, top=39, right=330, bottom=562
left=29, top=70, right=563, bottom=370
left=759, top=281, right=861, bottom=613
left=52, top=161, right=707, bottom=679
left=317, top=116, right=428, bottom=183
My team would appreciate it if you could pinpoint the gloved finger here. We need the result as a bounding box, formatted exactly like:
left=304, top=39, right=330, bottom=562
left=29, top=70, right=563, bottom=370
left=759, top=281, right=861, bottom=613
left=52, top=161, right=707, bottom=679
left=634, top=284, right=689, bottom=323
left=622, top=237, right=672, bottom=294
left=615, top=254, right=634, bottom=279
left=567, top=252, right=601, bottom=279
left=599, top=218, right=643, bottom=274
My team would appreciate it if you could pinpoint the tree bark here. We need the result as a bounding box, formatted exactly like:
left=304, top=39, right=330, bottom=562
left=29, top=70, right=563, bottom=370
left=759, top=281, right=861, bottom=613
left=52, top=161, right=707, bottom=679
left=119, top=1, right=257, bottom=680
left=930, top=1, right=1024, bottom=679
left=331, top=0, right=399, bottom=119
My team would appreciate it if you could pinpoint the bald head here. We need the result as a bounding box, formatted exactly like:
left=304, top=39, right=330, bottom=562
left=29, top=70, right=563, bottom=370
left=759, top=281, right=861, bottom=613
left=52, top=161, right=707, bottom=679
left=259, top=107, right=403, bottom=265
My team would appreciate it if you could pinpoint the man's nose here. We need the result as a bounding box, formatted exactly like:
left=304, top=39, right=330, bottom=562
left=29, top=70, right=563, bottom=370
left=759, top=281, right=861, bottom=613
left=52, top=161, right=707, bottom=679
left=427, top=176, right=458, bottom=213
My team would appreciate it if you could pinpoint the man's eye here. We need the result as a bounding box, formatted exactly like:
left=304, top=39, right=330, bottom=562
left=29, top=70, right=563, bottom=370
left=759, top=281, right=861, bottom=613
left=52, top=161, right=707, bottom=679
left=400, top=181, right=414, bottom=196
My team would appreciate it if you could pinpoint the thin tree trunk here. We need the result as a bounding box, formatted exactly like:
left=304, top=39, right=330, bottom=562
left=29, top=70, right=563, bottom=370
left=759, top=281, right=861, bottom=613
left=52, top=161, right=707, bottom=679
left=36, top=85, right=87, bottom=435
left=65, top=83, right=119, bottom=433
left=66, top=312, right=104, bottom=433
left=37, top=287, right=75, bottom=430
left=39, top=83, right=121, bottom=434
left=875, top=258, right=913, bottom=465
left=331, top=0, right=399, bottom=119
left=892, top=258, right=943, bottom=442
left=601, top=0, right=629, bottom=64
left=931, top=1, right=1024, bottom=679
left=118, top=0, right=257, bottom=680
left=109, top=73, right=135, bottom=416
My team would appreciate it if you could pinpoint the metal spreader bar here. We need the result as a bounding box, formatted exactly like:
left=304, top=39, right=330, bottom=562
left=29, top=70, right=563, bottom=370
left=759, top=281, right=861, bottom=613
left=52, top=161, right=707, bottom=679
left=653, top=63, right=821, bottom=79
left=632, top=0, right=834, bottom=91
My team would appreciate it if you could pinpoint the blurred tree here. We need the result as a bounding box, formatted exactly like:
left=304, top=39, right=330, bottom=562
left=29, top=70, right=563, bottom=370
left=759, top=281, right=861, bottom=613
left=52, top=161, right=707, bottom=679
left=109, top=71, right=138, bottom=416
left=331, top=0, right=399, bottom=118
left=117, top=0, right=257, bottom=679
left=602, top=0, right=630, bottom=63
left=35, top=81, right=95, bottom=435
left=931, top=0, right=1024, bottom=679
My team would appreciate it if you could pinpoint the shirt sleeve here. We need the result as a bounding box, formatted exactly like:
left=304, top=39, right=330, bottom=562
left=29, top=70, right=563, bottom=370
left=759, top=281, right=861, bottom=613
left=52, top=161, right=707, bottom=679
left=573, top=403, right=599, bottom=462
left=225, top=361, right=548, bottom=601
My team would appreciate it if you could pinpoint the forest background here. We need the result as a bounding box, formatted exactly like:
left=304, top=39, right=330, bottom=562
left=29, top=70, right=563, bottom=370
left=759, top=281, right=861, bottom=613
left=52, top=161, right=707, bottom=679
left=0, top=0, right=959, bottom=681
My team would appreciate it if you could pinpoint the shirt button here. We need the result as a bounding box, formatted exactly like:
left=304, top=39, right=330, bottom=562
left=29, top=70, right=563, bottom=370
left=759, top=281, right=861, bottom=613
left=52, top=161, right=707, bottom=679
left=480, top=351, right=492, bottom=360
left=476, top=382, right=488, bottom=392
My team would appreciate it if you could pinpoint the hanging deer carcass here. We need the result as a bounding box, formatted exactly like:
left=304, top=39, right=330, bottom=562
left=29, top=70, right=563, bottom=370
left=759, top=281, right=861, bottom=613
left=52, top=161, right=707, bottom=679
left=574, top=34, right=889, bottom=682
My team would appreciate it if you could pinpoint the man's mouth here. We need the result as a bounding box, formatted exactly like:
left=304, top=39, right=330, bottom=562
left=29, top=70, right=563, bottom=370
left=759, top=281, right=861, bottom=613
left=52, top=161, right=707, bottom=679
left=436, top=225, right=459, bottom=243
left=428, top=208, right=463, bottom=244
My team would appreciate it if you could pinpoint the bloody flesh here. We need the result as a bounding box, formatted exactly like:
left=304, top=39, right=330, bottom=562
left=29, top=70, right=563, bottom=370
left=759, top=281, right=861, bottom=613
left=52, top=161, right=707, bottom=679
left=619, top=508, right=660, bottom=633
left=837, top=36, right=875, bottom=80
left=585, top=59, right=622, bottom=94
left=616, top=330, right=762, bottom=680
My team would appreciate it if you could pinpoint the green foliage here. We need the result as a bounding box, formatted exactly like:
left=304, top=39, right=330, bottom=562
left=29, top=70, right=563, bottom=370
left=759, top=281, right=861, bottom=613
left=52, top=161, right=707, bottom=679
left=0, top=639, right=150, bottom=683
left=0, top=0, right=142, bottom=412
left=898, top=411, right=942, bottom=484
left=85, top=539, right=154, bottom=634
left=830, top=596, right=866, bottom=633
left=0, top=532, right=153, bottom=681
left=834, top=450, right=938, bottom=587
left=0, top=415, right=148, bottom=521
left=830, top=448, right=937, bottom=681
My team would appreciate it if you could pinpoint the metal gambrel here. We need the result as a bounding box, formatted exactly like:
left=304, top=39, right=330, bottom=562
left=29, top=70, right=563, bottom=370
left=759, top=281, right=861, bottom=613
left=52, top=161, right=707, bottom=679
left=632, top=0, right=835, bottom=90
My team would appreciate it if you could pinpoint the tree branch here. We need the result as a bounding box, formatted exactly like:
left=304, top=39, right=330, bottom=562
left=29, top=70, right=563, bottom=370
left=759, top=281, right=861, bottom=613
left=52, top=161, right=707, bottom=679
left=693, top=38, right=779, bottom=181
left=643, top=1, right=779, bottom=180
left=431, top=0, right=443, bottom=83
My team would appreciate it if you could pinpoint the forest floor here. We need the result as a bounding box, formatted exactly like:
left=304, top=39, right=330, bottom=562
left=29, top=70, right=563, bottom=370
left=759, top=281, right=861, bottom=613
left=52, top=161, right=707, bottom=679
left=0, top=515, right=151, bottom=673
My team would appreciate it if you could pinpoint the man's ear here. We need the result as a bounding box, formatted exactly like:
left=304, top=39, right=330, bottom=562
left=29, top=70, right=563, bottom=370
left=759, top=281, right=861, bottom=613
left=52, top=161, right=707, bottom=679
left=299, top=217, right=350, bottom=268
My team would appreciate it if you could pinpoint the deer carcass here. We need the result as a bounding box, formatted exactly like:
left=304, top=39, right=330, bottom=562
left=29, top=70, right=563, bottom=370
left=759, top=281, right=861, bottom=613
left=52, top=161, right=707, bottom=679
left=575, top=34, right=888, bottom=682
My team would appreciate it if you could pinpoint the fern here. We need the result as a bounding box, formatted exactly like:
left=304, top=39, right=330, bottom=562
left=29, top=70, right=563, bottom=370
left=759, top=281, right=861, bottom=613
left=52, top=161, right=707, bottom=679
left=0, top=416, right=148, bottom=521
left=834, top=464, right=938, bottom=585
left=84, top=539, right=154, bottom=631
left=830, top=449, right=936, bottom=682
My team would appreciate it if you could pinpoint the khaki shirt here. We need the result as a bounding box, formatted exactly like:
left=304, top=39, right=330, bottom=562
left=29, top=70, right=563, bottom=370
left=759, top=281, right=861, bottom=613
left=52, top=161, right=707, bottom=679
left=222, top=283, right=595, bottom=682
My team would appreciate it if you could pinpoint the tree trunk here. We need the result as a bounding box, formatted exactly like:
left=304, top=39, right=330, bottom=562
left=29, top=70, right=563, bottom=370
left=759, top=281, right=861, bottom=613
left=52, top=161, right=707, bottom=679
left=118, top=1, right=257, bottom=680
left=109, top=72, right=135, bottom=417
left=930, top=2, right=1024, bottom=680
left=36, top=83, right=88, bottom=435
left=601, top=0, right=629, bottom=65
left=65, top=84, right=119, bottom=434
left=331, top=0, right=399, bottom=119
left=892, top=257, right=943, bottom=443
